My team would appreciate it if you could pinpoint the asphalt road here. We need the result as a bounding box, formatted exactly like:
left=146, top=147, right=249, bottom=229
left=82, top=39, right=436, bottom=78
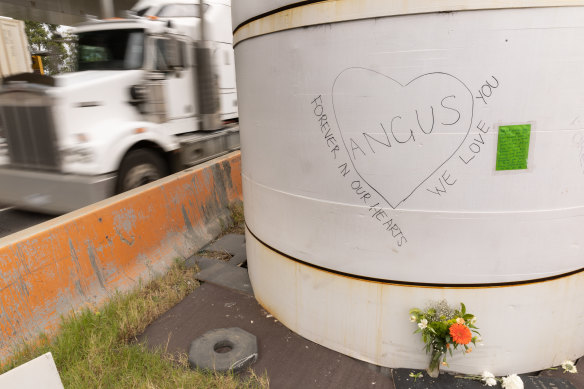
left=0, top=206, right=54, bottom=239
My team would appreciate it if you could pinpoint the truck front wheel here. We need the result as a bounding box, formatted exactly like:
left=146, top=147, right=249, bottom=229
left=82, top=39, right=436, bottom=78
left=116, top=149, right=168, bottom=193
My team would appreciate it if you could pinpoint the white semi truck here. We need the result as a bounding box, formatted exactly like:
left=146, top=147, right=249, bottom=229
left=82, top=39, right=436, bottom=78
left=0, top=0, right=239, bottom=214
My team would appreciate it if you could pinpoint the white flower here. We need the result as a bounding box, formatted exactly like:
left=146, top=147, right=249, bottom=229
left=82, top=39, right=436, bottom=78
left=470, top=316, right=477, bottom=325
left=409, top=315, right=417, bottom=323
left=561, top=360, right=578, bottom=374
left=418, top=318, right=428, bottom=330
left=481, top=371, right=497, bottom=387
left=475, top=336, right=484, bottom=346
left=456, top=317, right=465, bottom=324
left=501, top=374, right=523, bottom=389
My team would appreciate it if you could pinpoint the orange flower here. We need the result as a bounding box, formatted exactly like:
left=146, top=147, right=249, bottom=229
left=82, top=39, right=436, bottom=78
left=449, top=323, right=472, bottom=345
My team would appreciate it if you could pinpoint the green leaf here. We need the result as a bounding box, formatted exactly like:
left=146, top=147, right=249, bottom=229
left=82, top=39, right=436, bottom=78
left=460, top=302, right=466, bottom=315
left=409, top=308, right=422, bottom=315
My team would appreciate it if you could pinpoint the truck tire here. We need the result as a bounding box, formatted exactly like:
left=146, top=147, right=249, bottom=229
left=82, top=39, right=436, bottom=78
left=116, top=148, right=167, bottom=193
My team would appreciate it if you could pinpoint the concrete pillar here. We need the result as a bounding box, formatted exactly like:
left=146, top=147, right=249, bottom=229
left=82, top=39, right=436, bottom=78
left=198, top=0, right=205, bottom=42
left=100, top=0, right=114, bottom=19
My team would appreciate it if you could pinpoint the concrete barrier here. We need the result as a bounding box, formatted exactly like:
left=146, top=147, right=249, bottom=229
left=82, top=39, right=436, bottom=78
left=0, top=151, right=242, bottom=361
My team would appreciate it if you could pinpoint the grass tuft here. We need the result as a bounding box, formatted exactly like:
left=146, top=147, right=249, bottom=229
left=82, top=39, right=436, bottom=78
left=226, top=201, right=245, bottom=234
left=0, top=262, right=268, bottom=388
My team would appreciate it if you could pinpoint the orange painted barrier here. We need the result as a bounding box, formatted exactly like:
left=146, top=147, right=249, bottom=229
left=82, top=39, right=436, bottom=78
left=0, top=151, right=242, bottom=360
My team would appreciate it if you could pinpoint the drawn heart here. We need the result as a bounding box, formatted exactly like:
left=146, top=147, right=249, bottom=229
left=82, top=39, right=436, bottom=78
left=332, top=68, right=474, bottom=208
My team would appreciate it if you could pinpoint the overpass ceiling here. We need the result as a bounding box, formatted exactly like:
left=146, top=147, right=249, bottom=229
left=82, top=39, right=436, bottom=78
left=0, top=0, right=136, bottom=26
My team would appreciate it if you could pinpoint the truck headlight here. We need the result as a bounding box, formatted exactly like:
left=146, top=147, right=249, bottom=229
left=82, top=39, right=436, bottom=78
left=62, top=145, right=94, bottom=163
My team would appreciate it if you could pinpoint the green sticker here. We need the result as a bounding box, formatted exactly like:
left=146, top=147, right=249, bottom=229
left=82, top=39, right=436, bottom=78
left=496, top=124, right=531, bottom=171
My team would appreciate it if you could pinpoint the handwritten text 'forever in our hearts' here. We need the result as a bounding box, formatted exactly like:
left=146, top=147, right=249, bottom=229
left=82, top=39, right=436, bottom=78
left=311, top=95, right=407, bottom=247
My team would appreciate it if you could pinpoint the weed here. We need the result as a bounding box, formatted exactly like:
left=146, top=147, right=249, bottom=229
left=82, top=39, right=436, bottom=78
left=226, top=201, right=245, bottom=234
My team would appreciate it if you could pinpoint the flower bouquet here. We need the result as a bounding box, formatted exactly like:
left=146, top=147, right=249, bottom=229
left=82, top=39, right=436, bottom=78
left=409, top=300, right=480, bottom=377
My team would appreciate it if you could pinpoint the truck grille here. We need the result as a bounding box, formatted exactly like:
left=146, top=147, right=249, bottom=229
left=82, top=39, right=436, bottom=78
left=0, top=91, right=60, bottom=171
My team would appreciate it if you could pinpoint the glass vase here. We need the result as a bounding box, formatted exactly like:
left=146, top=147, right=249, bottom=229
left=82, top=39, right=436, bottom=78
left=427, top=348, right=443, bottom=378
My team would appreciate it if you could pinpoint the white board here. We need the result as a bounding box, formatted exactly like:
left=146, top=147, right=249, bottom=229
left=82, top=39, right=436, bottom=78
left=0, top=352, right=64, bottom=389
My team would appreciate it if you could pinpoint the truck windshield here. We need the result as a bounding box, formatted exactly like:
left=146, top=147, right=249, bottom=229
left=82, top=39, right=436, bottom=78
left=77, top=29, right=144, bottom=71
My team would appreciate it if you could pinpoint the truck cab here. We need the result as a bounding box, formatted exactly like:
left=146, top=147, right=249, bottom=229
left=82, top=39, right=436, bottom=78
left=0, top=0, right=238, bottom=214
